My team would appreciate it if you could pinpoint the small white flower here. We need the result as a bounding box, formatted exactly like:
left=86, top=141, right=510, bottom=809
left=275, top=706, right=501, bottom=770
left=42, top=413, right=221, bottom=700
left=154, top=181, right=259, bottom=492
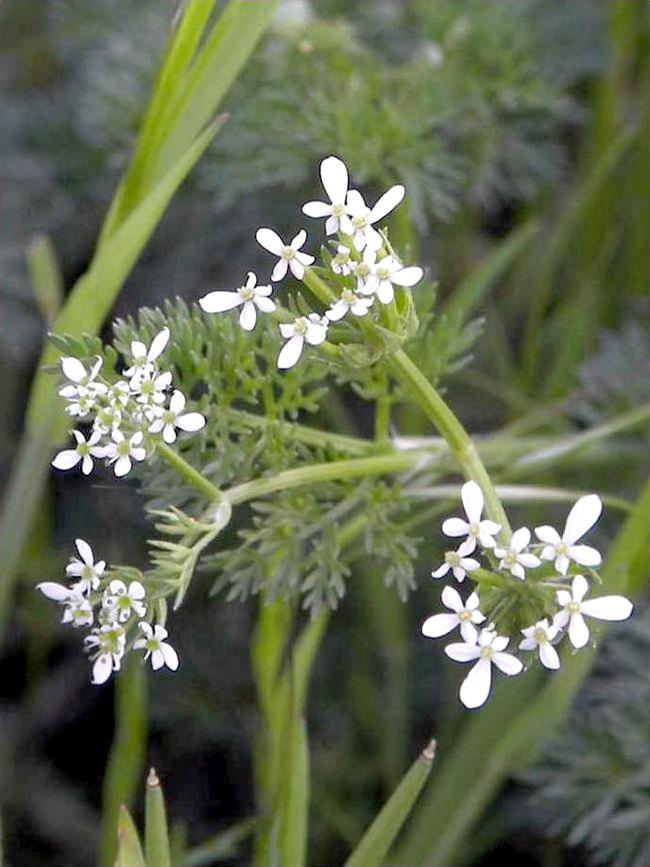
left=351, top=246, right=378, bottom=292
left=256, top=228, right=315, bottom=281
left=326, top=288, right=374, bottom=321
left=133, top=622, right=179, bottom=672
left=441, top=481, right=501, bottom=553
left=431, top=538, right=480, bottom=583
left=493, top=527, right=541, bottom=580
left=58, top=356, right=107, bottom=400
left=84, top=623, right=126, bottom=685
left=65, top=538, right=105, bottom=593
left=422, top=586, right=486, bottom=644
left=199, top=271, right=276, bottom=331
left=105, top=430, right=146, bottom=477
left=445, top=628, right=523, bottom=709
left=102, top=579, right=147, bottom=623
left=148, top=390, right=206, bottom=444
left=93, top=403, right=123, bottom=435
left=277, top=314, right=328, bottom=369
left=535, top=494, right=603, bottom=575
left=132, top=370, right=172, bottom=407
left=302, top=156, right=353, bottom=235
left=108, top=380, right=131, bottom=408
left=331, top=245, right=352, bottom=276
left=346, top=185, right=405, bottom=251
left=361, top=253, right=424, bottom=304
left=64, top=391, right=97, bottom=419
left=123, top=328, right=170, bottom=385
left=519, top=619, right=561, bottom=670
left=52, top=429, right=106, bottom=475
left=61, top=589, right=94, bottom=628
left=554, top=574, right=633, bottom=649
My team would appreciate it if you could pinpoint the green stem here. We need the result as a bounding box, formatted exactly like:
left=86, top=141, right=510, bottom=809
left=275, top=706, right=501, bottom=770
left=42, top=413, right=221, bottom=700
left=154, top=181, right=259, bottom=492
left=302, top=266, right=338, bottom=305
left=388, top=348, right=512, bottom=538
left=156, top=442, right=222, bottom=500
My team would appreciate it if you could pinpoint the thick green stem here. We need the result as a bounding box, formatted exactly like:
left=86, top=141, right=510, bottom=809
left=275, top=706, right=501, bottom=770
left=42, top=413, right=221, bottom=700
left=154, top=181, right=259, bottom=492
left=388, top=349, right=512, bottom=538
left=156, top=442, right=222, bottom=500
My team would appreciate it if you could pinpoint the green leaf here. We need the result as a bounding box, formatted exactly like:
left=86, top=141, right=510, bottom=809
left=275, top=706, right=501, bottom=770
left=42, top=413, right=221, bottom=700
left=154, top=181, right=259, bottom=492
left=26, top=233, right=64, bottom=326
left=175, top=817, right=257, bottom=866
left=344, top=741, right=436, bottom=867
left=114, top=807, right=146, bottom=867
left=145, top=769, right=172, bottom=867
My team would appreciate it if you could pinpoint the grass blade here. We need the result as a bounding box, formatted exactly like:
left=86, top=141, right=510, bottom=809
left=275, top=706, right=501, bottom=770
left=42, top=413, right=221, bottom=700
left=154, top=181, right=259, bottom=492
left=114, top=807, right=147, bottom=867
left=176, top=817, right=257, bottom=866
left=145, top=769, right=172, bottom=867
left=26, top=233, right=64, bottom=326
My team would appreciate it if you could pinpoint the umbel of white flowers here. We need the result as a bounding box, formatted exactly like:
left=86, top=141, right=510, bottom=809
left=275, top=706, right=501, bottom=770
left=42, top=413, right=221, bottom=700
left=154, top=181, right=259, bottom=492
left=37, top=539, right=179, bottom=685
left=422, top=483, right=633, bottom=709
left=198, top=155, right=424, bottom=369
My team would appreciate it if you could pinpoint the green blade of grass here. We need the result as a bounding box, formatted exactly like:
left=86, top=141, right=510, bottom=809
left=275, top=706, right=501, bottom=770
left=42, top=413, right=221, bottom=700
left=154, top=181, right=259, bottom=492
left=26, top=233, right=64, bottom=326
left=344, top=740, right=436, bottom=867
left=145, top=769, right=172, bottom=867
left=175, top=817, right=257, bottom=866
left=114, top=807, right=147, bottom=867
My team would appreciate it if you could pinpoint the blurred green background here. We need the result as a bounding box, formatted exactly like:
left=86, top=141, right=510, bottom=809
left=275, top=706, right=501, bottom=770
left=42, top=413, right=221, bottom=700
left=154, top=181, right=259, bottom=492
left=1, top=1, right=648, bottom=866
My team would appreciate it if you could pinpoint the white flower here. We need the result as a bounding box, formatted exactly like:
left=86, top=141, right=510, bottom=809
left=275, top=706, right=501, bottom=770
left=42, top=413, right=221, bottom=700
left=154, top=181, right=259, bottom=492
left=93, top=403, right=123, bottom=435
left=133, top=622, right=179, bottom=672
left=441, top=481, right=501, bottom=553
left=331, top=245, right=352, bottom=275
left=105, top=430, right=146, bottom=477
left=277, top=314, right=328, bottom=369
left=52, top=429, right=106, bottom=475
left=346, top=185, right=405, bottom=251
left=148, top=390, right=206, bottom=444
left=554, top=574, right=633, bottom=649
left=493, top=527, right=541, bottom=580
left=123, top=327, right=170, bottom=385
left=367, top=254, right=424, bottom=304
left=431, top=538, right=480, bottom=583
left=351, top=246, right=378, bottom=292
left=519, top=619, right=561, bottom=669
left=132, top=370, right=172, bottom=407
left=64, top=391, right=98, bottom=419
left=65, top=538, right=105, bottom=593
left=84, top=623, right=126, bottom=685
left=422, top=586, right=486, bottom=644
left=256, top=228, right=315, bottom=281
left=102, top=579, right=147, bottom=623
left=326, top=288, right=374, bottom=321
left=302, top=156, right=353, bottom=235
left=61, top=589, right=94, bottom=628
left=199, top=271, right=276, bottom=331
left=58, top=356, right=107, bottom=399
left=445, top=628, right=523, bottom=709
left=535, top=494, right=603, bottom=575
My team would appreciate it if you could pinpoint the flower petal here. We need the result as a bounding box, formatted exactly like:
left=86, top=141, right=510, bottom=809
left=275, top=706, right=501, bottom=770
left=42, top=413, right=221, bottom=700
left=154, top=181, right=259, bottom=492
left=572, top=574, right=589, bottom=602
left=75, top=539, right=94, bottom=565
left=37, top=582, right=71, bottom=601
left=176, top=412, right=206, bottom=433
left=460, top=621, right=479, bottom=645
left=169, top=390, right=186, bottom=414
left=459, top=658, right=492, bottom=709
left=239, top=301, right=257, bottom=331
left=568, top=544, right=601, bottom=568
left=302, top=200, right=331, bottom=218
left=114, top=456, right=132, bottom=477
left=422, top=613, right=459, bottom=639
left=445, top=643, right=481, bottom=663
left=92, top=655, right=113, bottom=685
left=461, top=481, right=484, bottom=523
left=148, top=328, right=170, bottom=361
left=510, top=527, right=531, bottom=552
left=255, top=296, right=276, bottom=313
left=442, top=517, right=469, bottom=538
left=539, top=642, right=560, bottom=670
left=431, top=563, right=450, bottom=579
left=441, top=585, right=463, bottom=612
left=199, top=291, right=243, bottom=313
left=271, top=259, right=289, bottom=282
left=256, top=227, right=284, bottom=255
left=320, top=155, right=348, bottom=204
left=390, top=266, right=423, bottom=287
left=61, top=357, right=86, bottom=383
left=568, top=612, right=590, bottom=649
left=535, top=525, right=561, bottom=545
left=493, top=652, right=523, bottom=676
left=580, top=595, right=633, bottom=622
left=563, top=494, right=602, bottom=545
left=291, top=229, right=307, bottom=250
left=368, top=184, right=405, bottom=223
left=277, top=336, right=304, bottom=370
left=52, top=449, right=82, bottom=470
left=161, top=642, right=179, bottom=671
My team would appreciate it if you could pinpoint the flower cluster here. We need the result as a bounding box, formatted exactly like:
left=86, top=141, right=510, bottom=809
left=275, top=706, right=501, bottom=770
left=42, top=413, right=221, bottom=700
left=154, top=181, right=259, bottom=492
left=422, top=483, right=633, bottom=709
left=52, top=328, right=206, bottom=478
left=37, top=539, right=179, bottom=684
left=199, top=155, right=424, bottom=369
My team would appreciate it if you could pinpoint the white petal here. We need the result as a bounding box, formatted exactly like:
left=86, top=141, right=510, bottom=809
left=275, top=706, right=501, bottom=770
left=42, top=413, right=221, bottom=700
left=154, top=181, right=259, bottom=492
left=239, top=301, right=257, bottom=331
left=556, top=589, right=572, bottom=606
left=279, top=322, right=296, bottom=338
left=130, top=340, right=147, bottom=359
left=511, top=564, right=526, bottom=581
left=572, top=574, right=589, bottom=602
left=61, top=357, right=86, bottom=383
left=346, top=189, right=366, bottom=214
left=151, top=649, right=165, bottom=671
left=553, top=610, right=570, bottom=629
left=391, top=266, right=423, bottom=287
left=556, top=554, right=570, bottom=575
left=479, top=520, right=502, bottom=535
left=289, top=258, right=305, bottom=280
left=291, top=229, right=307, bottom=250
left=114, top=456, right=132, bottom=477
left=459, top=658, right=492, bottom=709
left=161, top=642, right=179, bottom=671
left=563, top=494, right=602, bottom=545
left=245, top=272, right=257, bottom=289
left=320, top=155, right=348, bottom=204
left=305, top=324, right=328, bottom=346
left=461, top=481, right=484, bottom=523
left=169, top=390, right=186, bottom=414
left=441, top=585, right=463, bottom=612
left=376, top=281, right=395, bottom=305
left=326, top=300, right=349, bottom=321
left=368, top=185, right=405, bottom=223
left=452, top=567, right=466, bottom=583
left=81, top=455, right=94, bottom=475
left=493, top=652, right=523, bottom=676
left=52, top=449, right=82, bottom=470
left=510, top=527, right=531, bottom=552
left=568, top=544, right=601, bottom=567
left=492, top=636, right=509, bottom=652
left=519, top=637, right=537, bottom=651
left=75, top=539, right=94, bottom=565
left=442, top=517, right=470, bottom=538
left=465, top=592, right=481, bottom=611
left=92, top=655, right=113, bottom=685
left=131, top=447, right=146, bottom=462
left=176, top=412, right=206, bottom=432
left=422, top=613, right=459, bottom=638
left=459, top=557, right=480, bottom=572
left=163, top=425, right=177, bottom=444
left=365, top=226, right=383, bottom=251
left=271, top=259, right=288, bottom=281
left=277, top=336, right=304, bottom=370
left=255, top=296, right=276, bottom=313
left=199, top=291, right=243, bottom=313
left=302, top=200, right=331, bottom=218
left=37, top=582, right=71, bottom=601
left=431, top=563, right=450, bottom=579
left=256, top=228, right=284, bottom=255
left=568, top=613, right=590, bottom=648
left=580, top=596, right=633, bottom=622
left=148, top=328, right=170, bottom=362
left=460, top=621, right=479, bottom=645
left=539, top=642, right=560, bottom=670
left=325, top=214, right=338, bottom=235
left=535, top=525, right=561, bottom=545
left=445, top=643, right=481, bottom=663
left=518, top=553, right=541, bottom=568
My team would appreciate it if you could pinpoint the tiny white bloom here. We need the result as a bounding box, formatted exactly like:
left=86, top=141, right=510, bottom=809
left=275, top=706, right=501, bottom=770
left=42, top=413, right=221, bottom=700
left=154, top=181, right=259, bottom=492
left=519, top=619, right=561, bottom=670
left=346, top=184, right=405, bottom=251
left=133, top=622, right=179, bottom=672
left=302, top=156, right=353, bottom=235
left=277, top=314, right=328, bottom=369
left=52, top=429, right=106, bottom=475
left=445, top=628, right=523, bottom=709
left=493, top=527, right=541, bottom=580
left=84, top=623, right=126, bottom=685
left=61, top=589, right=94, bottom=628
left=431, top=538, right=480, bottom=583
left=351, top=246, right=378, bottom=292
left=199, top=271, right=276, bottom=331
left=102, top=579, right=147, bottom=623
left=441, top=481, right=501, bottom=552
left=59, top=356, right=107, bottom=399
left=64, top=391, right=97, bottom=419
left=360, top=253, right=423, bottom=304
left=132, top=370, right=172, bottom=407
left=554, top=574, right=633, bottom=649
left=326, top=288, right=374, bottom=321
left=331, top=244, right=353, bottom=275
left=148, top=390, right=205, bottom=444
left=256, top=228, right=315, bottom=281
left=123, top=328, right=170, bottom=385
left=535, top=494, right=603, bottom=575
left=105, top=430, right=146, bottom=477
left=65, top=538, right=105, bottom=593
left=93, top=402, right=123, bottom=435
left=422, top=586, right=486, bottom=644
